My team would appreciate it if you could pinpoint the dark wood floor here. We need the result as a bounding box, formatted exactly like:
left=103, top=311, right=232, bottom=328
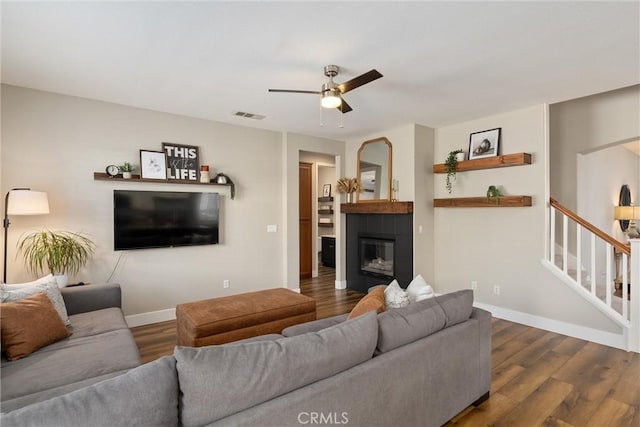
left=131, top=268, right=639, bottom=426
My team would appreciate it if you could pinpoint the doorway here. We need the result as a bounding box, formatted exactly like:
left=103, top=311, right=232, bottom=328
left=299, top=162, right=312, bottom=279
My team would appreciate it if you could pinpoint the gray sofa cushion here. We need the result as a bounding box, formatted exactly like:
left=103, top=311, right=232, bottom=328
left=376, top=296, right=446, bottom=353
left=0, top=356, right=179, bottom=427
left=175, top=311, right=378, bottom=427
left=282, top=314, right=348, bottom=337
left=435, top=289, right=474, bottom=327
left=1, top=328, right=140, bottom=402
left=0, top=370, right=128, bottom=413
left=61, top=283, right=121, bottom=315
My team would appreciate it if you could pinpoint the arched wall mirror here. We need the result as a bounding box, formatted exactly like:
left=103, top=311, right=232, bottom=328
left=356, top=137, right=392, bottom=202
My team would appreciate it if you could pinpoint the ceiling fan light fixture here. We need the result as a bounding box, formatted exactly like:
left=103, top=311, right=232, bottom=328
left=321, top=90, right=342, bottom=109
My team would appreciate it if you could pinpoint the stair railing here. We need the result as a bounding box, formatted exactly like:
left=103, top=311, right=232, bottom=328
left=546, top=198, right=640, bottom=353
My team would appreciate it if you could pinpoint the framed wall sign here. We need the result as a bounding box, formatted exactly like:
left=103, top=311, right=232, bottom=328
left=162, top=142, right=200, bottom=181
left=469, top=128, right=501, bottom=160
left=323, top=184, right=331, bottom=198
left=140, top=150, right=167, bottom=180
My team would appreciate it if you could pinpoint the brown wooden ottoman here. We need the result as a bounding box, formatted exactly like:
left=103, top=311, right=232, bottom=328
left=176, top=288, right=316, bottom=347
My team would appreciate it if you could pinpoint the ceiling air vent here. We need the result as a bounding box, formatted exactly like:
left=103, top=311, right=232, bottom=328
left=233, top=111, right=266, bottom=120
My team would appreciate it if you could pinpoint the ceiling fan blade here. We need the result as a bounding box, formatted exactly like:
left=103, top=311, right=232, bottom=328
left=338, top=97, right=353, bottom=114
left=337, top=69, right=383, bottom=94
left=268, top=89, right=321, bottom=94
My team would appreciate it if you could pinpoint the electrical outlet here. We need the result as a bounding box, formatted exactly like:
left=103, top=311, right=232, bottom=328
left=471, top=281, right=478, bottom=290
left=493, top=285, right=501, bottom=295
left=223, top=280, right=230, bottom=289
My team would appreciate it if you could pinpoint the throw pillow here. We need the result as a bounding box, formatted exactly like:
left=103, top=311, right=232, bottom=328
left=3, top=274, right=54, bottom=289
left=406, top=274, right=435, bottom=303
left=348, top=286, right=385, bottom=319
left=0, top=292, right=71, bottom=361
left=0, top=281, right=70, bottom=326
left=383, top=279, right=410, bottom=309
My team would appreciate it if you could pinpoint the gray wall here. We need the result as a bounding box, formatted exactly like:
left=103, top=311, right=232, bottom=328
left=550, top=85, right=640, bottom=211
left=1, top=85, right=286, bottom=318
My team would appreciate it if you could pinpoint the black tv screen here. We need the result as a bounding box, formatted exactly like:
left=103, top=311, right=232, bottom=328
left=114, top=190, right=219, bottom=250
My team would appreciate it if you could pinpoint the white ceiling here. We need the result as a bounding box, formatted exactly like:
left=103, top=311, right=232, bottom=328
left=2, top=1, right=639, bottom=140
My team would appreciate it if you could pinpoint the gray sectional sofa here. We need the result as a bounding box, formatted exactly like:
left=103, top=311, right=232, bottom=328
left=0, top=284, right=141, bottom=413
left=1, top=289, right=491, bottom=427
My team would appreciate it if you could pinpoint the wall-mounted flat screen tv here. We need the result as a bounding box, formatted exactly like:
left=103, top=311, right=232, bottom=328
left=114, top=190, right=219, bottom=250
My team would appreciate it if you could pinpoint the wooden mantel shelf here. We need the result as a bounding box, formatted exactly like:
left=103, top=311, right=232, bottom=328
left=432, top=153, right=532, bottom=174
left=340, top=201, right=413, bottom=214
left=434, top=196, right=532, bottom=208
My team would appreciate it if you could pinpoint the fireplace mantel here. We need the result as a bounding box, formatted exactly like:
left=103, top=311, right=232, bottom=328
left=340, top=201, right=413, bottom=214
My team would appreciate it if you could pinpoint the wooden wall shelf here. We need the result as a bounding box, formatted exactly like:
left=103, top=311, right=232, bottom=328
left=434, top=196, right=532, bottom=208
left=318, top=223, right=334, bottom=228
left=340, top=201, right=414, bottom=214
left=93, top=172, right=232, bottom=187
left=318, top=209, right=334, bottom=214
left=318, top=197, right=334, bottom=202
left=432, top=153, right=531, bottom=174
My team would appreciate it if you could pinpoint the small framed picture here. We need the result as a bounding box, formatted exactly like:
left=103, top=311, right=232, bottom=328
left=322, top=184, right=331, bottom=198
left=140, top=150, right=167, bottom=180
left=469, top=128, right=501, bottom=160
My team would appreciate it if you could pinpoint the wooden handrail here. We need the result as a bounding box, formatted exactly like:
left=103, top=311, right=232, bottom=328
left=550, top=197, right=630, bottom=256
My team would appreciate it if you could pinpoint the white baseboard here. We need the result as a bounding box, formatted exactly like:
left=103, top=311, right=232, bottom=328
left=474, top=302, right=626, bottom=351
left=290, top=288, right=301, bottom=293
left=335, top=280, right=346, bottom=290
left=125, top=308, right=176, bottom=328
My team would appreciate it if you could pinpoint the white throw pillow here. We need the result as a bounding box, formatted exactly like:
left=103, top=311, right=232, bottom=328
left=406, top=274, right=435, bottom=302
left=4, top=274, right=55, bottom=289
left=384, top=279, right=410, bottom=309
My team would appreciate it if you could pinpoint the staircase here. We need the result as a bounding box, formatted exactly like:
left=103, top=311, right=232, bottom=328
left=542, top=198, right=639, bottom=352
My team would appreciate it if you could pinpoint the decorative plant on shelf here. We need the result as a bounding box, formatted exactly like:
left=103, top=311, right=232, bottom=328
left=486, top=185, right=502, bottom=205
left=337, top=178, right=359, bottom=203
left=118, top=162, right=136, bottom=179
left=445, top=149, right=464, bottom=194
left=18, top=230, right=95, bottom=287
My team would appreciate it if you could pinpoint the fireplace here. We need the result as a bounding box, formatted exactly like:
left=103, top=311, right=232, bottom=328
left=359, top=236, right=395, bottom=279
left=345, top=212, right=412, bottom=293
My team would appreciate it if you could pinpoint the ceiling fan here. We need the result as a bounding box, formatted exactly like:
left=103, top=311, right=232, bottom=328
left=268, top=65, right=383, bottom=113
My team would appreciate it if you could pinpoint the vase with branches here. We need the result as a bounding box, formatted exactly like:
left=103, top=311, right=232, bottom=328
left=337, top=178, right=359, bottom=203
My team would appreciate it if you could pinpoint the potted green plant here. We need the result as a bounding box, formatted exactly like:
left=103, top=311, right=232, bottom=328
left=486, top=185, right=502, bottom=205
left=445, top=149, right=464, bottom=194
left=118, top=162, right=136, bottom=179
left=18, top=230, right=95, bottom=287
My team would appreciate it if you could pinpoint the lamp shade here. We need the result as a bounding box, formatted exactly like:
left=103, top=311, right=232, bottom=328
left=7, top=190, right=49, bottom=215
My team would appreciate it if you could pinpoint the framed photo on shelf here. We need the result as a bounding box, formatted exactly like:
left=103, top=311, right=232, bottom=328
left=140, top=150, right=167, bottom=180
left=322, top=184, right=331, bottom=198
left=469, top=128, right=501, bottom=160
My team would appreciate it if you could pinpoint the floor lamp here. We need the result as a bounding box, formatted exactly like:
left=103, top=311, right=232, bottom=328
left=3, top=188, right=50, bottom=283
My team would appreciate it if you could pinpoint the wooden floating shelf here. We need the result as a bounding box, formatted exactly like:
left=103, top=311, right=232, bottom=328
left=340, top=201, right=414, bottom=214
left=432, top=153, right=532, bottom=174
left=93, top=172, right=232, bottom=186
left=433, top=196, right=532, bottom=208
left=318, top=209, right=334, bottom=214
left=318, top=223, right=334, bottom=228
left=317, top=197, right=334, bottom=202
